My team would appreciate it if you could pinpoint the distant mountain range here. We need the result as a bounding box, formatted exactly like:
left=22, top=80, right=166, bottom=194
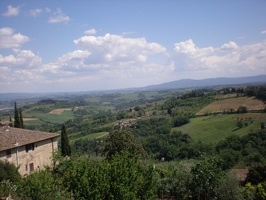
left=0, top=75, right=266, bottom=102
left=142, top=74, right=266, bottom=90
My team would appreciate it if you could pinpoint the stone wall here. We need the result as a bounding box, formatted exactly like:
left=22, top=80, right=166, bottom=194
left=0, top=138, right=58, bottom=175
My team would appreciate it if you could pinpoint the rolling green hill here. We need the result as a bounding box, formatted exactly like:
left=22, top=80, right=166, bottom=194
left=172, top=113, right=266, bottom=144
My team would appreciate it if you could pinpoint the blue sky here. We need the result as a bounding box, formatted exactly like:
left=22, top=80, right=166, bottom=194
left=0, top=0, right=266, bottom=93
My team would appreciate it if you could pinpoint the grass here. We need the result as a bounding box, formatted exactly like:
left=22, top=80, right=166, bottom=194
left=70, top=132, right=109, bottom=143
left=172, top=113, right=266, bottom=144
left=39, top=110, right=74, bottom=124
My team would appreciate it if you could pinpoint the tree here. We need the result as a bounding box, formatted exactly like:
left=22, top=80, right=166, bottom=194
left=19, top=108, right=24, bottom=129
left=62, top=154, right=158, bottom=199
left=14, top=102, right=20, bottom=128
left=261, top=122, right=265, bottom=129
left=191, top=156, right=225, bottom=200
left=237, top=106, right=248, bottom=113
left=0, top=160, right=21, bottom=182
left=167, top=108, right=172, bottom=115
left=61, top=124, right=71, bottom=157
left=104, top=130, right=147, bottom=159
left=17, top=170, right=59, bottom=199
left=9, top=115, right=13, bottom=127
left=236, top=120, right=243, bottom=129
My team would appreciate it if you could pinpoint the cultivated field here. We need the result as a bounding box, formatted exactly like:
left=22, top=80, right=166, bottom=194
left=49, top=108, right=72, bottom=115
left=197, top=97, right=265, bottom=115
left=172, top=113, right=266, bottom=144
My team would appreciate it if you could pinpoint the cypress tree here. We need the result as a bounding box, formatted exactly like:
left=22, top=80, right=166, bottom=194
left=14, top=102, right=20, bottom=128
left=61, top=124, right=71, bottom=157
left=9, top=115, right=13, bottom=127
left=19, top=108, right=24, bottom=129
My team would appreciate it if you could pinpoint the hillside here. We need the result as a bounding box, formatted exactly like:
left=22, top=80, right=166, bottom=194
left=197, top=96, right=265, bottom=115
left=172, top=113, right=266, bottom=144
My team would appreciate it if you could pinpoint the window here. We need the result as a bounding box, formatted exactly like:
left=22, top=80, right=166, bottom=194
left=29, top=163, right=34, bottom=172
left=26, top=143, right=34, bottom=152
left=25, top=164, right=28, bottom=171
left=6, top=149, right=11, bottom=158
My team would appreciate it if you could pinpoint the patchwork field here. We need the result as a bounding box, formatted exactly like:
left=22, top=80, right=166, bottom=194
left=197, top=97, right=265, bottom=115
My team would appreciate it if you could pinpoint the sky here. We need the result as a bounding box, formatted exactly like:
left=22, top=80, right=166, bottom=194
left=0, top=0, right=266, bottom=93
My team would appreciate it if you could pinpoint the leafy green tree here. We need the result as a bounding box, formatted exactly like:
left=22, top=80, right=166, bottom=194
left=237, top=120, right=243, bottom=129
left=104, top=130, right=147, bottom=159
left=61, top=124, right=71, bottom=157
left=246, top=165, right=266, bottom=185
left=18, top=170, right=59, bottom=199
left=14, top=102, right=20, bottom=128
left=0, top=179, right=18, bottom=199
left=167, top=108, right=172, bottom=115
left=0, top=160, right=21, bottom=183
left=191, top=156, right=225, bottom=200
left=216, top=171, right=243, bottom=200
left=62, top=154, right=158, bottom=199
left=237, top=106, right=248, bottom=113
left=172, top=115, right=190, bottom=127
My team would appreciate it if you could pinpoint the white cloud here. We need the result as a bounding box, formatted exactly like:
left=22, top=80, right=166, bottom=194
left=0, top=50, right=44, bottom=90
left=0, top=50, right=42, bottom=68
left=29, top=8, right=43, bottom=17
left=2, top=5, right=19, bottom=17
left=34, top=33, right=170, bottom=90
left=84, top=29, right=97, bottom=35
left=0, top=27, right=30, bottom=49
left=261, top=30, right=266, bottom=34
left=172, top=39, right=266, bottom=79
left=74, top=33, right=166, bottom=63
left=48, top=8, right=70, bottom=24
left=221, top=41, right=238, bottom=50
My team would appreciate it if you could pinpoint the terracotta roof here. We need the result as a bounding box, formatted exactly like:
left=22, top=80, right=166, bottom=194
left=0, top=126, right=59, bottom=152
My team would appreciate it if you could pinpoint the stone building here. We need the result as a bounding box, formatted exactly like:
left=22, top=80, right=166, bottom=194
left=0, top=122, right=59, bottom=175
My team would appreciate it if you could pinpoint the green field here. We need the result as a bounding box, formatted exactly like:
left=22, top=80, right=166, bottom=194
left=172, top=113, right=266, bottom=144
left=70, top=132, right=109, bottom=143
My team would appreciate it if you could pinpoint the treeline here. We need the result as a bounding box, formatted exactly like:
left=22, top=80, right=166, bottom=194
left=1, top=130, right=266, bottom=199
left=245, top=86, right=266, bottom=101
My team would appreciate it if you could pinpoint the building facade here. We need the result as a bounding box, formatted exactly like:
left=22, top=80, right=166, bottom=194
left=0, top=123, right=59, bottom=175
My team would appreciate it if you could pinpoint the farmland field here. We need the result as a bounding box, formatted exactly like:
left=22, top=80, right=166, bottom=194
left=49, top=108, right=72, bottom=115
left=197, top=96, right=265, bottom=115
left=172, top=113, right=266, bottom=144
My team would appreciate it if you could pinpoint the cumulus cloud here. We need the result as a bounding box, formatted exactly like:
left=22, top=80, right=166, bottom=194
left=0, top=27, right=30, bottom=49
left=84, top=29, right=97, bottom=35
left=221, top=41, right=238, bottom=50
left=48, top=8, right=70, bottom=24
left=74, top=33, right=166, bottom=63
left=34, top=33, right=171, bottom=90
left=2, top=5, right=20, bottom=17
left=0, top=50, right=42, bottom=68
left=172, top=39, right=266, bottom=79
left=0, top=49, right=44, bottom=91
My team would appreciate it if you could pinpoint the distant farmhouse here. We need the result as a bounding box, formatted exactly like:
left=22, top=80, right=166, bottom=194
left=0, top=121, right=59, bottom=175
